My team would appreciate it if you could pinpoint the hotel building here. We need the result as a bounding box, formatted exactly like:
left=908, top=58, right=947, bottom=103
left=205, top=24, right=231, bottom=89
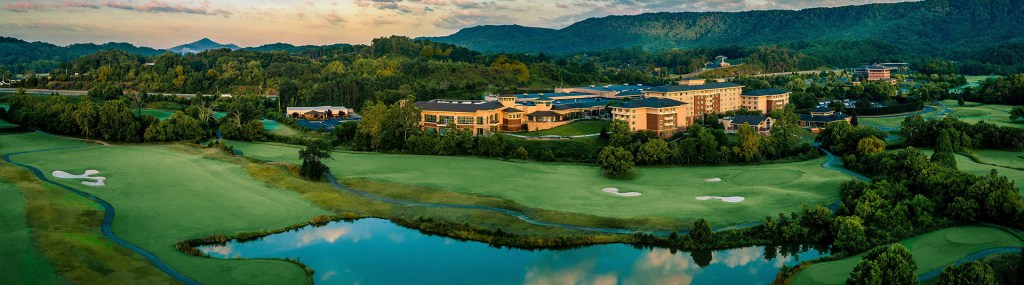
left=740, top=88, right=791, bottom=115
left=642, top=82, right=744, bottom=115
left=610, top=97, right=693, bottom=137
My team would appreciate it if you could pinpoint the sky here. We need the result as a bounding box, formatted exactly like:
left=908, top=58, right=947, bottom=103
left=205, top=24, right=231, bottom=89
left=0, top=0, right=913, bottom=48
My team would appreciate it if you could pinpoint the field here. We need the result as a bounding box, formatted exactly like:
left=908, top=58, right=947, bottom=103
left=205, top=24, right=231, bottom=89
left=262, top=119, right=300, bottom=137
left=0, top=180, right=60, bottom=284
left=0, top=133, right=328, bottom=284
left=791, top=226, right=1024, bottom=285
left=522, top=120, right=609, bottom=137
left=228, top=141, right=853, bottom=228
left=939, top=100, right=1023, bottom=128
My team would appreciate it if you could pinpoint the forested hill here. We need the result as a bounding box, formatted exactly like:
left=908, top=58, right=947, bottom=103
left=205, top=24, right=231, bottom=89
left=0, top=37, right=164, bottom=74
left=428, top=0, right=1024, bottom=54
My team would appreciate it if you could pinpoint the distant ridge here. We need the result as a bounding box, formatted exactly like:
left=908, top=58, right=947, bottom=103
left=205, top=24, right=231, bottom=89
left=167, top=38, right=240, bottom=54
left=427, top=0, right=1024, bottom=54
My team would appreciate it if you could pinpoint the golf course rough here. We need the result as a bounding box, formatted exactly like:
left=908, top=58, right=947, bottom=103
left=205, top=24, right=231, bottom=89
left=0, top=133, right=329, bottom=285
left=227, top=141, right=853, bottom=228
left=790, top=226, right=1024, bottom=285
left=0, top=180, right=61, bottom=285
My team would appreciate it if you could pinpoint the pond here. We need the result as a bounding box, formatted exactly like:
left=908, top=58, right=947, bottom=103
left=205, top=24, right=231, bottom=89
left=198, top=218, right=826, bottom=285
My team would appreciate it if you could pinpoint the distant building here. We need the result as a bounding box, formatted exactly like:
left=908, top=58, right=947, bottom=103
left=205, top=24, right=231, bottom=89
left=741, top=88, right=791, bottom=115
left=286, top=106, right=351, bottom=121
left=854, top=65, right=891, bottom=81
left=416, top=94, right=616, bottom=135
left=706, top=55, right=731, bottom=69
left=643, top=82, right=744, bottom=116
left=799, top=106, right=851, bottom=131
left=554, top=84, right=654, bottom=98
left=610, top=97, right=693, bottom=138
left=677, top=77, right=706, bottom=86
left=721, top=115, right=773, bottom=134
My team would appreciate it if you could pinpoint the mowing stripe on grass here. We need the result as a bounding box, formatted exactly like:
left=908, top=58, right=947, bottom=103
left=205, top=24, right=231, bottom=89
left=3, top=147, right=200, bottom=285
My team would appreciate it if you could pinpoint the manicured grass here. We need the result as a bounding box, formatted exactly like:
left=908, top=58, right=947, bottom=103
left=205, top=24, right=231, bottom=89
left=227, top=141, right=852, bottom=228
left=0, top=133, right=329, bottom=284
left=0, top=117, right=14, bottom=128
left=791, top=226, right=1024, bottom=285
left=0, top=180, right=60, bottom=285
left=939, top=100, right=1023, bottom=128
left=137, top=109, right=175, bottom=120
left=918, top=149, right=1023, bottom=193
left=262, top=119, right=300, bottom=137
left=522, top=120, right=610, bottom=137
left=860, top=106, right=943, bottom=129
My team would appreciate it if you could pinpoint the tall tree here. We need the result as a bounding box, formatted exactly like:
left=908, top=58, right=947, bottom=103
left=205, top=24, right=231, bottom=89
left=74, top=100, right=99, bottom=140
left=299, top=139, right=333, bottom=180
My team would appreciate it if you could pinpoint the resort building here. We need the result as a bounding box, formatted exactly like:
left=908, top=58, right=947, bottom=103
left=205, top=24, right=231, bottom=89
left=721, top=115, right=773, bottom=134
left=609, top=97, right=693, bottom=137
left=854, top=65, right=891, bottom=81
left=799, top=106, right=851, bottom=132
left=414, top=100, right=507, bottom=135
left=642, top=82, right=744, bottom=116
left=741, top=88, right=791, bottom=115
left=705, top=55, right=731, bottom=69
left=286, top=106, right=351, bottom=120
left=554, top=84, right=654, bottom=98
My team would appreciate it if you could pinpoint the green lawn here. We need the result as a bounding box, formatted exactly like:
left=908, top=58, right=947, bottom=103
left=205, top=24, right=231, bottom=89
left=137, top=109, right=175, bottom=120
left=939, top=100, right=1023, bottom=128
left=0, top=117, right=15, bottom=128
left=522, top=120, right=610, bottom=137
left=918, top=149, right=1024, bottom=193
left=0, top=181, right=60, bottom=285
left=227, top=141, right=853, bottom=228
left=792, top=226, right=1024, bottom=285
left=860, top=106, right=943, bottom=130
left=0, top=133, right=328, bottom=284
left=262, top=119, right=300, bottom=137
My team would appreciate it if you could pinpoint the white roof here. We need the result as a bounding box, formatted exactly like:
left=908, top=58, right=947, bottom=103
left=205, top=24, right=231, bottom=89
left=286, top=106, right=349, bottom=112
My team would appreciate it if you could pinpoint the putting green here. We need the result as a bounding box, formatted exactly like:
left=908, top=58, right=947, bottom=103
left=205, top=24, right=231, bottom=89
left=0, top=181, right=60, bottom=285
left=522, top=120, right=610, bottom=137
left=0, top=133, right=328, bottom=284
left=791, top=226, right=1023, bottom=285
left=227, top=141, right=852, bottom=227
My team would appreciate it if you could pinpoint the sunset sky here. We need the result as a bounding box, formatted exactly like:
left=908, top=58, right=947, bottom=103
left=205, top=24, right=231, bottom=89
left=0, top=0, right=911, bottom=48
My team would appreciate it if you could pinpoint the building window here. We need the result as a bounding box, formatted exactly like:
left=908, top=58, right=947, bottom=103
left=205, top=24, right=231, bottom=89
left=476, top=117, right=484, bottom=124
left=424, top=114, right=437, bottom=123
left=439, top=116, right=454, bottom=124
left=457, top=116, right=474, bottom=125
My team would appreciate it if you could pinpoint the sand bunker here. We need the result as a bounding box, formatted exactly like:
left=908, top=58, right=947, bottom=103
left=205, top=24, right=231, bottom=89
left=52, top=170, right=106, bottom=187
left=704, top=178, right=722, bottom=182
left=602, top=187, right=641, bottom=197
left=695, top=196, right=745, bottom=203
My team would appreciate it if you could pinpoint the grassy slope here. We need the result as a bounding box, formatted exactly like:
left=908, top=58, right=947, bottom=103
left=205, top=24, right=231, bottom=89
left=228, top=141, right=850, bottom=228
left=522, top=120, right=610, bottom=136
left=1, top=133, right=329, bottom=284
left=0, top=181, right=60, bottom=285
left=860, top=106, right=942, bottom=129
left=792, top=226, right=1024, bottom=285
left=262, top=119, right=300, bottom=137
left=138, top=109, right=175, bottom=120
left=0, top=117, right=14, bottom=127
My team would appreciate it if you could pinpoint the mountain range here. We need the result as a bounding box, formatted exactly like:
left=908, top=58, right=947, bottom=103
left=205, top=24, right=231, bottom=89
left=427, top=0, right=1024, bottom=54
left=167, top=38, right=240, bottom=54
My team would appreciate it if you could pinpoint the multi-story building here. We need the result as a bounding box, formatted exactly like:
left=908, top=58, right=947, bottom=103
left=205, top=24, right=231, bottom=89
left=415, top=94, right=619, bottom=135
left=740, top=88, right=790, bottom=115
left=415, top=100, right=507, bottom=136
left=799, top=106, right=851, bottom=132
left=854, top=65, right=891, bottom=81
left=643, top=82, right=744, bottom=116
left=721, top=115, right=774, bottom=134
left=609, top=97, right=693, bottom=137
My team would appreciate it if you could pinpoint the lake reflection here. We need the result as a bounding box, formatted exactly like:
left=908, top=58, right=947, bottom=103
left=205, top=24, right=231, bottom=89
left=199, top=219, right=823, bottom=285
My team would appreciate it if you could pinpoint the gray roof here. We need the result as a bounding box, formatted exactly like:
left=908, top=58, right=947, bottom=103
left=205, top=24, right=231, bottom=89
left=800, top=113, right=850, bottom=123
left=812, top=106, right=833, bottom=113
left=856, top=65, right=888, bottom=70
left=414, top=100, right=505, bottom=112
left=614, top=97, right=686, bottom=109
left=742, top=88, right=789, bottom=96
left=731, top=115, right=770, bottom=126
left=551, top=98, right=617, bottom=110
left=502, top=108, right=523, bottom=113
left=527, top=111, right=560, bottom=117
left=646, top=82, right=743, bottom=93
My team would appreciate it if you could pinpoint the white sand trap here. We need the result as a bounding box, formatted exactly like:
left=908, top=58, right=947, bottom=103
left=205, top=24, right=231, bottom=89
left=704, top=178, right=722, bottom=182
left=52, top=170, right=106, bottom=187
left=696, top=196, right=745, bottom=203
left=602, top=187, right=641, bottom=197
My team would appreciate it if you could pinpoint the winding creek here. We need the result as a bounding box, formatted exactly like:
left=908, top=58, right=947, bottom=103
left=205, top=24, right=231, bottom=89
left=198, top=218, right=826, bottom=285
